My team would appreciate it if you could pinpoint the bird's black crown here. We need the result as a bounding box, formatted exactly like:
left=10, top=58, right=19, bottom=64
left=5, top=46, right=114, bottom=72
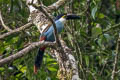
left=54, top=13, right=80, bottom=21
left=54, top=13, right=67, bottom=21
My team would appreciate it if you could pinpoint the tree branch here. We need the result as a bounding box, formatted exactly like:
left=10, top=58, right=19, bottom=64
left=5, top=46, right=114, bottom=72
left=0, top=41, right=56, bottom=66
left=48, top=0, right=69, bottom=11
left=111, top=37, right=120, bottom=80
left=0, top=22, right=33, bottom=40
left=0, top=10, right=12, bottom=31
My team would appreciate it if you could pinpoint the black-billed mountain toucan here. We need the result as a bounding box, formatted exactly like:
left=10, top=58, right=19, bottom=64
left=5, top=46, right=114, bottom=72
left=34, top=13, right=80, bottom=74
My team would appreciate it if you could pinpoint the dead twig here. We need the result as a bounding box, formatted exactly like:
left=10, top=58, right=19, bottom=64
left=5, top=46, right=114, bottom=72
left=0, top=10, right=12, bottom=31
left=0, top=22, right=33, bottom=40
left=111, top=36, right=120, bottom=80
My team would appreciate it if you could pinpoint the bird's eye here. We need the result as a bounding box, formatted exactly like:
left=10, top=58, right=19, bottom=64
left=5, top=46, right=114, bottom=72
left=62, top=15, right=66, bottom=18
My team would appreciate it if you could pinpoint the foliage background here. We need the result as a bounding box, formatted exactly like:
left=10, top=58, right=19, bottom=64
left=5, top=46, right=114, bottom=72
left=0, top=0, right=120, bottom=80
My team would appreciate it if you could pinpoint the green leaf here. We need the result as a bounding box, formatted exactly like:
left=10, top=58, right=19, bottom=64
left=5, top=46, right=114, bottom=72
left=97, top=39, right=102, bottom=47
left=98, top=13, right=105, bottom=19
left=0, top=67, right=4, bottom=71
left=48, top=67, right=57, bottom=72
left=103, top=34, right=111, bottom=40
left=92, top=25, right=102, bottom=37
left=91, top=6, right=97, bottom=20
left=20, top=66, right=26, bottom=73
left=85, top=55, right=89, bottom=67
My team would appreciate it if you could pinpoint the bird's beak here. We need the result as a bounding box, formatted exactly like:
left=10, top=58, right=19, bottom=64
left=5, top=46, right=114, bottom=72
left=66, top=14, right=80, bottom=20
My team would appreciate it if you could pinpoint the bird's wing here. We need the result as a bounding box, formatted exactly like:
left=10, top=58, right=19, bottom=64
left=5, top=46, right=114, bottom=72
left=42, top=22, right=52, bottom=33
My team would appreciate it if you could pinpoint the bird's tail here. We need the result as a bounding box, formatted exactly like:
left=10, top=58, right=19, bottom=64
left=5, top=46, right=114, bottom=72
left=34, top=48, right=45, bottom=74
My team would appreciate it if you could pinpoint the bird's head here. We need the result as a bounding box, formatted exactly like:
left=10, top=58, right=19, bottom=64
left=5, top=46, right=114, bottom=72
left=54, top=13, right=80, bottom=21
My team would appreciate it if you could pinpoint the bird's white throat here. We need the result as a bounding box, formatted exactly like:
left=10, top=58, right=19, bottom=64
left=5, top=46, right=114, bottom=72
left=59, top=18, right=66, bottom=24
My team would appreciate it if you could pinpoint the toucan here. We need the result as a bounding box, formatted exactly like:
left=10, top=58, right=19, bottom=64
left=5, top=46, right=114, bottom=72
left=34, top=13, right=80, bottom=74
